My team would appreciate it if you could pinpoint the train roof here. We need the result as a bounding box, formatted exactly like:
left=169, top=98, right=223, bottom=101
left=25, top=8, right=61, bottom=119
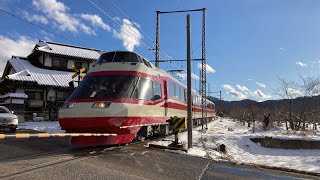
left=94, top=51, right=213, bottom=104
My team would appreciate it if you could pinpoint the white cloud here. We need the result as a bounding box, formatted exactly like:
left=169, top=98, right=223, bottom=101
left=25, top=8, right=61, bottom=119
left=287, top=88, right=301, bottom=95
left=256, top=82, right=266, bottom=88
left=113, top=18, right=141, bottom=51
left=253, top=90, right=271, bottom=99
left=222, top=84, right=247, bottom=99
left=296, top=61, right=307, bottom=67
left=222, top=84, right=235, bottom=91
left=279, top=47, right=285, bottom=51
left=80, top=14, right=111, bottom=31
left=236, top=85, right=249, bottom=91
left=176, top=72, right=200, bottom=80
left=228, top=90, right=247, bottom=100
left=32, top=0, right=95, bottom=35
left=22, top=11, right=48, bottom=24
left=197, top=63, right=216, bottom=73
left=0, top=35, right=36, bottom=75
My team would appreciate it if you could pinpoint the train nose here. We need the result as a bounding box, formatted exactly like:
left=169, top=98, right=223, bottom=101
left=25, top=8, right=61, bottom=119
left=58, top=101, right=129, bottom=119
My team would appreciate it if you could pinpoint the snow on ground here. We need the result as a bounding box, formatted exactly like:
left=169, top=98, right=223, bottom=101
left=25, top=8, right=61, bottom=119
left=17, top=118, right=320, bottom=173
left=150, top=117, right=320, bottom=173
left=19, top=121, right=65, bottom=133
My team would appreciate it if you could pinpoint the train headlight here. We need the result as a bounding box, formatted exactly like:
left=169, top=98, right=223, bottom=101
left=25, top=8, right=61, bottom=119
left=92, top=101, right=111, bottom=108
left=62, top=102, right=75, bottom=109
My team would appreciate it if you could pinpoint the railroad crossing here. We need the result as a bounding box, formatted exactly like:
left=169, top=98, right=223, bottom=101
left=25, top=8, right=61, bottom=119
left=0, top=128, right=315, bottom=180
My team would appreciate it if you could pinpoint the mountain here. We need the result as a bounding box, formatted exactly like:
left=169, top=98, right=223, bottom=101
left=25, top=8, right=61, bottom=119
left=207, top=95, right=320, bottom=114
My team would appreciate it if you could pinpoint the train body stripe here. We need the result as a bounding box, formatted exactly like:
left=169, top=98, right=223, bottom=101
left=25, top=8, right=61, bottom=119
left=120, top=122, right=169, bottom=129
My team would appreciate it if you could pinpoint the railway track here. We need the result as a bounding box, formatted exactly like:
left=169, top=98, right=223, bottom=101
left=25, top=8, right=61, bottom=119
left=0, top=132, right=168, bottom=180
left=0, top=144, right=125, bottom=180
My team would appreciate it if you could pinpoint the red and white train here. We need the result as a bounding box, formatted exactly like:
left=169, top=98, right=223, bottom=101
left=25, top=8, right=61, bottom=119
left=58, top=51, right=215, bottom=146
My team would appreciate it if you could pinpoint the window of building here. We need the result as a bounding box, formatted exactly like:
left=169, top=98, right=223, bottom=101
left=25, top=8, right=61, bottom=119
left=52, top=59, right=67, bottom=69
left=25, top=91, right=43, bottom=100
left=75, top=61, right=89, bottom=71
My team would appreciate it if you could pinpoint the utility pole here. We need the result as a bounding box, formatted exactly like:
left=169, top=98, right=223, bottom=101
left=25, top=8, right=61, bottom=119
left=186, top=14, right=192, bottom=149
left=155, top=11, right=160, bottom=68
left=201, top=8, right=207, bottom=129
left=220, top=90, right=222, bottom=115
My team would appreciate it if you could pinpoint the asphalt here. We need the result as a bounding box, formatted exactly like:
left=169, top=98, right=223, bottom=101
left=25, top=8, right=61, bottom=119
left=0, top=129, right=318, bottom=180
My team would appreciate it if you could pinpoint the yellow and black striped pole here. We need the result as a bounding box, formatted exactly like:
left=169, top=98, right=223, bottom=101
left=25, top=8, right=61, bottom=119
left=171, top=116, right=186, bottom=144
left=0, top=133, right=117, bottom=139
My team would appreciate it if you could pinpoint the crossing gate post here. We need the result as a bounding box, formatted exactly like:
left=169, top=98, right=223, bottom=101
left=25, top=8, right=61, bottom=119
left=170, top=116, right=186, bottom=145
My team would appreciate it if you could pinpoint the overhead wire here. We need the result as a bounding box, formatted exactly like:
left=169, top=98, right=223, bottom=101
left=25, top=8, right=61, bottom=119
left=0, top=8, right=82, bottom=46
left=107, top=0, right=182, bottom=67
left=87, top=0, right=180, bottom=69
left=109, top=0, right=155, bottom=45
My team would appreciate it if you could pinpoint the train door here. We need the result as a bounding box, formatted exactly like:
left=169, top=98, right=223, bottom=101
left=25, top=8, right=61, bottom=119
left=163, top=80, right=168, bottom=116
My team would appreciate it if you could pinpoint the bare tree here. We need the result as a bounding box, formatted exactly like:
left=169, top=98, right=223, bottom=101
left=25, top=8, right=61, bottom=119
left=247, top=102, right=261, bottom=133
left=277, top=76, right=320, bottom=130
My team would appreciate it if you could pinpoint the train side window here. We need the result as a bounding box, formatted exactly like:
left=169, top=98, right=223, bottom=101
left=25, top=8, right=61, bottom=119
left=175, top=84, right=180, bottom=99
left=142, top=58, right=152, bottom=67
left=169, top=81, right=175, bottom=98
left=152, top=82, right=162, bottom=101
left=179, top=86, right=184, bottom=101
left=132, top=78, right=153, bottom=101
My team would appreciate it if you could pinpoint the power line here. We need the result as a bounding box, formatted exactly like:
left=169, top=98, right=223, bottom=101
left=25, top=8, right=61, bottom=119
left=98, top=0, right=154, bottom=50
left=109, top=0, right=155, bottom=44
left=107, top=0, right=181, bottom=67
left=87, top=0, right=152, bottom=52
left=87, top=0, right=180, bottom=69
left=0, top=8, right=82, bottom=46
left=109, top=0, right=181, bottom=67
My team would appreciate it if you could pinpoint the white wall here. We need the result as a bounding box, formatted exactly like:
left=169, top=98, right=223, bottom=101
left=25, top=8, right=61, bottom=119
left=11, top=99, right=24, bottom=104
left=68, top=60, right=74, bottom=69
left=47, top=88, right=56, bottom=101
left=44, top=54, right=52, bottom=67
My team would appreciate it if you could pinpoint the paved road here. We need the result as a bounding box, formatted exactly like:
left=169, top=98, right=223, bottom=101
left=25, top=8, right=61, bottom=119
left=0, top=129, right=317, bottom=180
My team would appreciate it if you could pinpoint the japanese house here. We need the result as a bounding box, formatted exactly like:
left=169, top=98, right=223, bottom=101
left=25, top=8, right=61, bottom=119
left=0, top=40, right=103, bottom=122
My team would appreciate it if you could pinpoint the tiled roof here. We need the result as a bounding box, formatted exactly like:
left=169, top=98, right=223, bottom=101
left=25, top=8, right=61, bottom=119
left=6, top=57, right=80, bottom=88
left=33, top=41, right=103, bottom=60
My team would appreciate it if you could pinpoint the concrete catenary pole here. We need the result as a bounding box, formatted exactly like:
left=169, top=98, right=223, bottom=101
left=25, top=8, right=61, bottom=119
left=187, top=14, right=192, bottom=148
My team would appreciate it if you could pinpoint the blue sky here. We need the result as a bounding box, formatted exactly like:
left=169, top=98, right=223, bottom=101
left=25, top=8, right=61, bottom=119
left=0, top=0, right=320, bottom=101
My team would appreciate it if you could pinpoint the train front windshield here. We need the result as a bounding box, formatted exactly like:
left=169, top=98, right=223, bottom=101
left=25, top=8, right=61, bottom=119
left=68, top=75, right=138, bottom=100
